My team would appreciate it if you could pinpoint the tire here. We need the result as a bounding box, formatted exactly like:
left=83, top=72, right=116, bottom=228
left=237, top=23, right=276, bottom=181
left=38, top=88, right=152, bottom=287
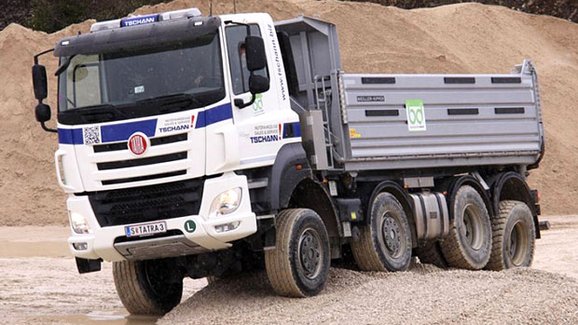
left=351, top=193, right=412, bottom=272
left=265, top=209, right=331, bottom=297
left=414, top=241, right=448, bottom=268
left=440, top=185, right=492, bottom=270
left=113, top=259, right=183, bottom=315
left=486, top=200, right=535, bottom=270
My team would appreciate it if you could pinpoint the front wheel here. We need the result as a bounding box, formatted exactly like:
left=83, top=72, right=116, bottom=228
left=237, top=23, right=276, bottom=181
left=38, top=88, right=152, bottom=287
left=351, top=192, right=413, bottom=272
left=113, top=259, right=183, bottom=315
left=485, top=200, right=535, bottom=270
left=265, top=209, right=331, bottom=297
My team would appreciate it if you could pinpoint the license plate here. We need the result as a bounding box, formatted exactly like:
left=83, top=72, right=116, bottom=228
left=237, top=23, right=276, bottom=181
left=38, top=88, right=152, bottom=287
left=125, top=221, right=167, bottom=238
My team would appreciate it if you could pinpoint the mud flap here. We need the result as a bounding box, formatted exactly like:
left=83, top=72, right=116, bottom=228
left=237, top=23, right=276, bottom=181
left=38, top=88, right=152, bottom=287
left=76, top=257, right=102, bottom=274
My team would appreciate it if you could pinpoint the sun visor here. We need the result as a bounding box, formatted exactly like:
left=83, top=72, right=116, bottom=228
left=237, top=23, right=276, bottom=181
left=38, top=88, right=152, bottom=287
left=54, top=16, right=221, bottom=57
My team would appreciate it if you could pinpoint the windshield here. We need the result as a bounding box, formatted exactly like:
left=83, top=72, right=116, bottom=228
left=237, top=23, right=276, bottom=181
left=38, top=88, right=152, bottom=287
left=57, top=32, right=225, bottom=118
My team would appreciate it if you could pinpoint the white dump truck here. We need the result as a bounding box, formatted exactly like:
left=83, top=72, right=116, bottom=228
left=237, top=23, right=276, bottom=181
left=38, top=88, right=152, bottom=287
left=32, top=8, right=543, bottom=315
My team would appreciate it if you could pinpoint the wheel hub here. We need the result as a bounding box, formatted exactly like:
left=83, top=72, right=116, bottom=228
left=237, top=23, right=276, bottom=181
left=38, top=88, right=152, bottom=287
left=460, top=205, right=484, bottom=250
left=299, top=229, right=321, bottom=278
left=382, top=215, right=401, bottom=254
left=509, top=229, right=518, bottom=258
left=464, top=215, right=473, bottom=245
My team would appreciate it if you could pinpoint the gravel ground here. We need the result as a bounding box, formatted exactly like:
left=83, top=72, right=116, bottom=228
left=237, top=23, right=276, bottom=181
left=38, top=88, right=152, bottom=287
left=1, top=216, right=577, bottom=324
left=160, top=266, right=578, bottom=325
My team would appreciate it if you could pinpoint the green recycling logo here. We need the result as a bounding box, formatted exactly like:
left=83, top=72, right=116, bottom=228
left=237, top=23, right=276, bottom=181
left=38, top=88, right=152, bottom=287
left=253, top=93, right=264, bottom=115
left=405, top=99, right=426, bottom=131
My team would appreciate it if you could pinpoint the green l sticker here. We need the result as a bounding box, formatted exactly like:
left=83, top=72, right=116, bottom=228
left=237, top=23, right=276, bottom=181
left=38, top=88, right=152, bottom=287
left=405, top=99, right=426, bottom=132
left=184, top=220, right=196, bottom=233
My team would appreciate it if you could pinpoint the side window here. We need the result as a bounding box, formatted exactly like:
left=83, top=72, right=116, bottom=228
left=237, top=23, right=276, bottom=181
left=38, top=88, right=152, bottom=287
left=66, top=55, right=101, bottom=108
left=225, top=25, right=268, bottom=95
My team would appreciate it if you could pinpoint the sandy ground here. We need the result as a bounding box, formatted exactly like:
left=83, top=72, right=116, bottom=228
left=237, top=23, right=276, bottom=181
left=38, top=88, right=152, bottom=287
left=0, top=215, right=577, bottom=324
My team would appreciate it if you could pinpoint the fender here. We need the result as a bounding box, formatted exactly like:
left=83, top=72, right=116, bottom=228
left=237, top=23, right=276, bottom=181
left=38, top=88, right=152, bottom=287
left=445, top=175, right=494, bottom=219
left=489, top=171, right=540, bottom=238
left=268, top=143, right=313, bottom=211
left=289, top=178, right=341, bottom=238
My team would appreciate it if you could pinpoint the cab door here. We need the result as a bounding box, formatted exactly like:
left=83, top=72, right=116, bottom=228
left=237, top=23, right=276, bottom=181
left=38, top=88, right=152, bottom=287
left=223, top=22, right=288, bottom=169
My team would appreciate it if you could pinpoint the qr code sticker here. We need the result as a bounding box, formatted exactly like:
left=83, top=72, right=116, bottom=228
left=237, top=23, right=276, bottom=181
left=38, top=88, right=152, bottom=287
left=83, top=126, right=101, bottom=145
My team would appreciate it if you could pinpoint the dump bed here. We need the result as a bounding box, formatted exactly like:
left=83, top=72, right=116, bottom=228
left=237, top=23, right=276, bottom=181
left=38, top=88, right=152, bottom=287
left=337, top=62, right=543, bottom=171
left=276, top=16, right=544, bottom=172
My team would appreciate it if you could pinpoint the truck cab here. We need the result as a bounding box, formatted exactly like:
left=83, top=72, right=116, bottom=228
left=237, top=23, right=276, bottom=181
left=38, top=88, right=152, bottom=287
left=35, top=9, right=303, bottom=264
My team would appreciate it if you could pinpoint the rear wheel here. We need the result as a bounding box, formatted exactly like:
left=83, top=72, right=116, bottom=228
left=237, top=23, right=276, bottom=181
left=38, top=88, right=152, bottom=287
left=486, top=200, right=535, bottom=270
left=113, top=259, right=183, bottom=315
left=440, top=185, right=492, bottom=270
left=265, top=209, right=331, bottom=297
left=351, top=192, right=412, bottom=272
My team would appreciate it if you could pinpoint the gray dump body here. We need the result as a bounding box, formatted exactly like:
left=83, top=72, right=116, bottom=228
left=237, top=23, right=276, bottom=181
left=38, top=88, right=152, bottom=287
left=338, top=66, right=543, bottom=170
left=276, top=17, right=544, bottom=172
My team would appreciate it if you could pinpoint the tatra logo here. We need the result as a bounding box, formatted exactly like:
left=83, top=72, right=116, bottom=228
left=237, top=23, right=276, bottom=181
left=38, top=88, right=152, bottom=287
left=128, top=133, right=148, bottom=155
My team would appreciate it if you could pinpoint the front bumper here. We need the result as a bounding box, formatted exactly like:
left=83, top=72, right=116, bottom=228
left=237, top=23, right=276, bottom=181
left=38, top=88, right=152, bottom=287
left=67, top=172, right=257, bottom=262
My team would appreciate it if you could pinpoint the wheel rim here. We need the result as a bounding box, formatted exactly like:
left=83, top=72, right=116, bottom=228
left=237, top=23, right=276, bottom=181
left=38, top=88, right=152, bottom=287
left=508, top=220, right=529, bottom=266
left=379, top=212, right=404, bottom=258
left=460, top=204, right=485, bottom=251
left=298, top=228, right=323, bottom=279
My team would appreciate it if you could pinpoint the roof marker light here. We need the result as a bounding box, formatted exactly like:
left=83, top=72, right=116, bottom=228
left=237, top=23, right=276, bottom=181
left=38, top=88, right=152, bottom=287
left=90, top=7, right=202, bottom=33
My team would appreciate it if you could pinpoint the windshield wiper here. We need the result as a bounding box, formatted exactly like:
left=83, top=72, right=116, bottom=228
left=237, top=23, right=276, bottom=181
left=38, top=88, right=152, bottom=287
left=54, top=55, right=76, bottom=76
left=62, top=103, right=129, bottom=124
left=136, top=93, right=201, bottom=110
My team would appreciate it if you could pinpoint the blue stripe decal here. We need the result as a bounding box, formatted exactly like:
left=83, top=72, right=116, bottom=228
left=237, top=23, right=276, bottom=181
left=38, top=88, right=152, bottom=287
left=101, top=119, right=157, bottom=143
left=196, top=103, right=233, bottom=128
left=283, top=122, right=301, bottom=139
left=58, top=102, right=232, bottom=144
left=58, top=128, right=83, bottom=145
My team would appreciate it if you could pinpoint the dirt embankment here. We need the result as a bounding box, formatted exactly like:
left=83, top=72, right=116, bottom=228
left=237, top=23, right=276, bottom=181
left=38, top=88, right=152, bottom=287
left=0, top=0, right=577, bottom=226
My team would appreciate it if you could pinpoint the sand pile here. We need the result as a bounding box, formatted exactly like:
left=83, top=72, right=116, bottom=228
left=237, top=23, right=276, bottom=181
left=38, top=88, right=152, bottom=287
left=0, top=0, right=577, bottom=225
left=0, top=21, right=93, bottom=226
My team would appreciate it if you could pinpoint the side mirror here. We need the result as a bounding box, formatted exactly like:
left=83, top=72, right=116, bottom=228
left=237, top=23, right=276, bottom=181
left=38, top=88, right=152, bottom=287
left=234, top=75, right=270, bottom=109
left=249, top=75, right=270, bottom=94
left=32, top=64, right=48, bottom=100
left=244, top=36, right=267, bottom=71
left=35, top=103, right=51, bottom=123
left=32, top=48, right=57, bottom=133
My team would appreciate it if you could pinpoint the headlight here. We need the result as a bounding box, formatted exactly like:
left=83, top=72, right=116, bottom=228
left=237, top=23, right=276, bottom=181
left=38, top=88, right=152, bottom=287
left=69, top=212, right=90, bottom=234
left=209, top=188, right=242, bottom=216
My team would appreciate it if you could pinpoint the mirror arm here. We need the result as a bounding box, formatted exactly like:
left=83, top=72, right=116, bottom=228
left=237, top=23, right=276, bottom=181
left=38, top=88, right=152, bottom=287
left=234, top=94, right=256, bottom=109
left=34, top=48, right=54, bottom=65
left=40, top=121, right=58, bottom=133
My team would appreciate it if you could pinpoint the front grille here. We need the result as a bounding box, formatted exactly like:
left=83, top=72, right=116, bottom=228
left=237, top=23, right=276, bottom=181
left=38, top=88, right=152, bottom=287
left=101, top=170, right=187, bottom=185
left=97, top=152, right=188, bottom=170
left=88, top=178, right=203, bottom=227
left=93, top=133, right=188, bottom=153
